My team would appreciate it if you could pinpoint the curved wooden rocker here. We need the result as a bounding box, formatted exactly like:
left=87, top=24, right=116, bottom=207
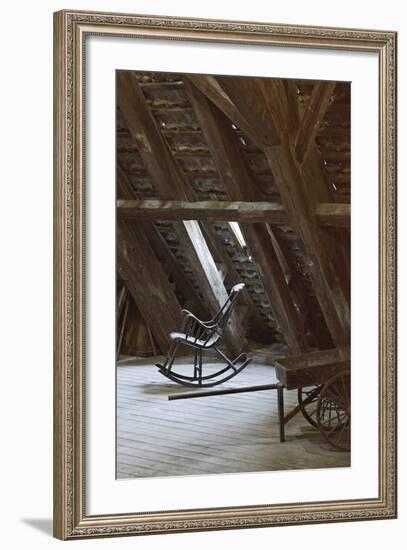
left=156, top=283, right=251, bottom=387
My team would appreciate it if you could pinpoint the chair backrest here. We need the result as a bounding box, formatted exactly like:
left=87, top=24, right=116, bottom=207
left=213, top=283, right=245, bottom=330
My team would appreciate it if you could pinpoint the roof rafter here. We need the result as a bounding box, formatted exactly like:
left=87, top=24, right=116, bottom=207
left=187, top=75, right=281, bottom=148
left=117, top=220, right=184, bottom=353
left=294, top=81, right=337, bottom=164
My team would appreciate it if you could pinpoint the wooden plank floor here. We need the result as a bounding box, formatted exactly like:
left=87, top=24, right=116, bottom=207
left=117, top=359, right=350, bottom=479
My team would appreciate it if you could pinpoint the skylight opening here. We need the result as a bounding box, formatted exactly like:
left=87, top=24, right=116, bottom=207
left=229, top=222, right=246, bottom=249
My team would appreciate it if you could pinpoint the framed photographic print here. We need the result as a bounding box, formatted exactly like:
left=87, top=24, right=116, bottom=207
left=53, top=9, right=397, bottom=540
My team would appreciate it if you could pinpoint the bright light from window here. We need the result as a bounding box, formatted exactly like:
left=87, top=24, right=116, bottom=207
left=229, top=222, right=246, bottom=249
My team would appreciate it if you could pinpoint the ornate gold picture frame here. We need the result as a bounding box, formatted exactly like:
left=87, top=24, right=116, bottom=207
left=53, top=9, right=397, bottom=540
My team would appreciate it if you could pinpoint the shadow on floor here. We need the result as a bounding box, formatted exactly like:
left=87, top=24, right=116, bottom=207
left=21, top=518, right=53, bottom=536
left=142, top=383, right=194, bottom=395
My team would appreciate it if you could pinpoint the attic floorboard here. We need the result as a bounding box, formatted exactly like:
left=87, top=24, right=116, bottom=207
left=116, top=360, right=350, bottom=479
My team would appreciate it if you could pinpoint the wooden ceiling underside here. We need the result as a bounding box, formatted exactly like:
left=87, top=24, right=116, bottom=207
left=116, top=71, right=350, bottom=357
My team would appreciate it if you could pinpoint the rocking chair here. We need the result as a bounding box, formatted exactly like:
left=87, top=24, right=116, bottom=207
left=156, top=283, right=251, bottom=387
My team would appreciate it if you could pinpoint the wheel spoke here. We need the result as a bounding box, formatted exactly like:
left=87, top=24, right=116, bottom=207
left=341, top=376, right=350, bottom=407
left=317, top=371, right=351, bottom=451
left=298, top=385, right=321, bottom=428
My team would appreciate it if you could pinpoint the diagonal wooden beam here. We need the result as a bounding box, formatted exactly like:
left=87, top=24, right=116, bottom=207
left=117, top=166, right=204, bottom=316
left=294, top=81, right=336, bottom=164
left=185, top=79, right=308, bottom=353
left=199, top=222, right=252, bottom=308
left=263, top=141, right=350, bottom=346
left=286, top=81, right=351, bottom=301
left=147, top=223, right=208, bottom=317
left=284, top=80, right=301, bottom=139
left=197, top=219, right=268, bottom=342
left=192, top=76, right=350, bottom=347
left=271, top=226, right=334, bottom=350
left=187, top=75, right=281, bottom=148
left=117, top=73, right=190, bottom=201
left=117, top=71, right=245, bottom=355
left=117, top=220, right=184, bottom=354
left=116, top=167, right=188, bottom=353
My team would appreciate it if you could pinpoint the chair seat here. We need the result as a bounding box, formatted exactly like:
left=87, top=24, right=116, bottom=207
left=170, top=331, right=219, bottom=348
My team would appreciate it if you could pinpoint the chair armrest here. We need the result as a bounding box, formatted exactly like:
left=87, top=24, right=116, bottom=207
left=181, top=309, right=216, bottom=328
left=182, top=314, right=218, bottom=340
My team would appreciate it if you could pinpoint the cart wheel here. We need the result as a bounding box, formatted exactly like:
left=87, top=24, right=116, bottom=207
left=316, top=371, right=350, bottom=451
left=298, top=385, right=322, bottom=428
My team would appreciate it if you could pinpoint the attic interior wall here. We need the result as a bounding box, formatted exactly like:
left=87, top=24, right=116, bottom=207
left=116, top=71, right=350, bottom=359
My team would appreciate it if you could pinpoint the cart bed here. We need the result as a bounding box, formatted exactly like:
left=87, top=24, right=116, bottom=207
left=274, top=347, right=350, bottom=390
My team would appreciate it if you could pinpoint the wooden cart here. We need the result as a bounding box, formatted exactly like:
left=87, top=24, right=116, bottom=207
left=274, top=347, right=350, bottom=451
left=169, top=347, right=350, bottom=451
